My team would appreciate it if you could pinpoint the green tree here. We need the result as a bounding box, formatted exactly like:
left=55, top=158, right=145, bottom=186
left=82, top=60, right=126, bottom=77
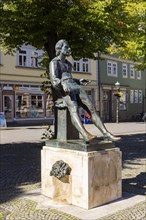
left=0, top=0, right=146, bottom=68
left=108, top=1, right=146, bottom=69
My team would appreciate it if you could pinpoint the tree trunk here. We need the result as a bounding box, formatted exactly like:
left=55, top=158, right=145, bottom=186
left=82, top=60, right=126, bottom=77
left=44, top=32, right=57, bottom=61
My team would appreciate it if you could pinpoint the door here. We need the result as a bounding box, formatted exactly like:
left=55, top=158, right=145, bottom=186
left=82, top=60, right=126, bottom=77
left=3, top=95, right=13, bottom=120
left=103, top=90, right=112, bottom=122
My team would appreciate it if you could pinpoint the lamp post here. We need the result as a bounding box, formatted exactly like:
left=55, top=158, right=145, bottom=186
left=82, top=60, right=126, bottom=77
left=115, top=81, right=120, bottom=123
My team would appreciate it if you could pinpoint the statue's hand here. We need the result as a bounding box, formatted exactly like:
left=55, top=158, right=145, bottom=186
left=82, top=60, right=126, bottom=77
left=80, top=78, right=91, bottom=86
left=53, top=78, right=61, bottom=87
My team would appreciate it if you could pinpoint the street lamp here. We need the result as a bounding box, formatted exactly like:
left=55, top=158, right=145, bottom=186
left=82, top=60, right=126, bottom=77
left=115, top=81, right=120, bottom=123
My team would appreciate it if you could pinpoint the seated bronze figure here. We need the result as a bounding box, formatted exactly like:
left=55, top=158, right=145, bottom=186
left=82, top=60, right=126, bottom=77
left=49, top=39, right=120, bottom=142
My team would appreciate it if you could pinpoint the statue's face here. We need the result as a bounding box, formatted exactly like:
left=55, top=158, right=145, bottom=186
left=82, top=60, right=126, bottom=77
left=61, top=42, right=71, bottom=56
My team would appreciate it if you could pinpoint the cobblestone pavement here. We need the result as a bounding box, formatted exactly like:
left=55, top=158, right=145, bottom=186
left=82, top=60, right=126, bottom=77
left=99, top=202, right=145, bottom=220
left=0, top=128, right=146, bottom=219
left=0, top=198, right=80, bottom=220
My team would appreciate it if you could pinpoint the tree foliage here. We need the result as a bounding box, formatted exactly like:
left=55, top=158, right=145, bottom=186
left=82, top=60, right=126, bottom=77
left=0, top=0, right=146, bottom=68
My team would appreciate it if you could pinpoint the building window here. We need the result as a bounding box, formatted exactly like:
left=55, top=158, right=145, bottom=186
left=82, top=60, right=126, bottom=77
left=17, top=46, right=43, bottom=68
left=15, top=94, right=29, bottom=118
left=130, top=65, right=135, bottom=79
left=73, top=60, right=80, bottom=72
left=31, top=52, right=39, bottom=67
left=136, top=71, right=141, bottom=80
left=130, top=90, right=134, bottom=103
left=119, top=91, right=127, bottom=110
left=31, top=95, right=43, bottom=109
left=138, top=90, right=143, bottom=103
left=134, top=90, right=138, bottom=103
left=82, top=58, right=89, bottom=72
left=15, top=94, right=44, bottom=118
left=73, top=58, right=90, bottom=73
left=130, top=89, right=143, bottom=104
left=107, top=61, right=117, bottom=77
left=122, top=63, right=128, bottom=78
left=18, top=50, right=27, bottom=66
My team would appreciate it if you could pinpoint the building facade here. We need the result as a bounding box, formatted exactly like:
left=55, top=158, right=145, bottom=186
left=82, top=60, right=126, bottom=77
left=0, top=46, right=98, bottom=124
left=0, top=46, right=145, bottom=124
left=71, top=54, right=146, bottom=122
left=0, top=45, right=51, bottom=123
left=98, top=54, right=146, bottom=122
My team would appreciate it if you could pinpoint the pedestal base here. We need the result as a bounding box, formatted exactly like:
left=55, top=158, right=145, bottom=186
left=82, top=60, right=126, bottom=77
left=41, top=143, right=122, bottom=209
left=45, top=139, right=115, bottom=152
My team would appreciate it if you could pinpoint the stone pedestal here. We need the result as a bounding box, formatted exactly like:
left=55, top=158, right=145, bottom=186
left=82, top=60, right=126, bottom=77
left=41, top=142, right=122, bottom=209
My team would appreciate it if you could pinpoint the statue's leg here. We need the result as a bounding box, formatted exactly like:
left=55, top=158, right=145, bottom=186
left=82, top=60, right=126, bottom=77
left=63, top=95, right=96, bottom=142
left=78, top=89, right=121, bottom=141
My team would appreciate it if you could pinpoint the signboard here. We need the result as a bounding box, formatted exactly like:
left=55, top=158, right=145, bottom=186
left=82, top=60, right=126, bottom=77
left=0, top=112, right=7, bottom=128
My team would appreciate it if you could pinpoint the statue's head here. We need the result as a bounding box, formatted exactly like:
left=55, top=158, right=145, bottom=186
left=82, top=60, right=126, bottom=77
left=55, top=39, right=70, bottom=56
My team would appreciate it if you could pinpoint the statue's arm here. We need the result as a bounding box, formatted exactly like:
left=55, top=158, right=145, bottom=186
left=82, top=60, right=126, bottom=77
left=49, top=61, right=61, bottom=89
left=73, top=78, right=80, bottom=85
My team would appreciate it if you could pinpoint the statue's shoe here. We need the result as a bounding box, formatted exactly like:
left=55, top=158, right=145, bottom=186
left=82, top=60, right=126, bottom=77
left=103, top=133, right=121, bottom=142
left=85, top=134, right=97, bottom=143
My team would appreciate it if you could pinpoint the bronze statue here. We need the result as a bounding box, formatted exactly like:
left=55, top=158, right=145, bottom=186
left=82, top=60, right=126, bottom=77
left=49, top=39, right=120, bottom=142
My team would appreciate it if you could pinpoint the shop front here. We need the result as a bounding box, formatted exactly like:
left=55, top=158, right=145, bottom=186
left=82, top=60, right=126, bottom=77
left=100, top=84, right=128, bottom=122
left=0, top=83, right=53, bottom=123
left=15, top=88, right=44, bottom=119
